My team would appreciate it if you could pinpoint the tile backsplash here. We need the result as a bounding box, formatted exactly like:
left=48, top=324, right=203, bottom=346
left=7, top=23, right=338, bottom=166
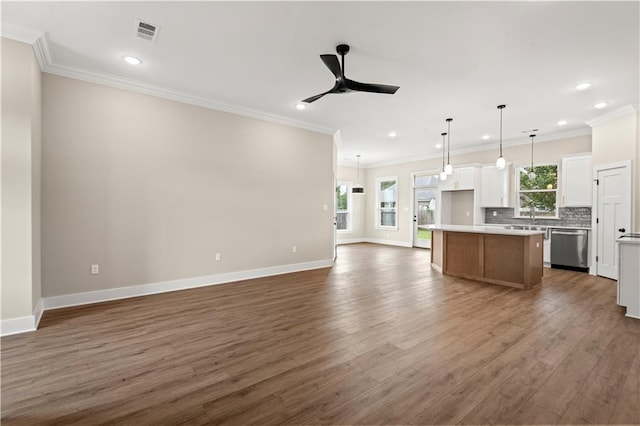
left=483, top=207, right=591, bottom=227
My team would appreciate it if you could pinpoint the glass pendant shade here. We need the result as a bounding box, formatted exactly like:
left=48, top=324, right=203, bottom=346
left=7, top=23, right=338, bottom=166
left=496, top=156, right=506, bottom=170
left=528, top=170, right=537, bottom=180
left=444, top=163, right=453, bottom=175
left=439, top=171, right=448, bottom=181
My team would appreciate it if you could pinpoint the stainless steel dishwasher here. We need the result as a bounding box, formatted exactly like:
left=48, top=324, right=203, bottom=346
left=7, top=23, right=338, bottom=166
left=550, top=228, right=589, bottom=270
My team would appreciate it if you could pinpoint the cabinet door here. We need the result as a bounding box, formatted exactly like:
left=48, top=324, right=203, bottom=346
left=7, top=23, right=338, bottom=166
left=562, top=155, right=592, bottom=206
left=480, top=165, right=509, bottom=207
left=454, top=167, right=475, bottom=190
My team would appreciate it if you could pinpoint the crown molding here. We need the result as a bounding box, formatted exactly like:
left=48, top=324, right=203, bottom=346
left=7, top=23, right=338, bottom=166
left=586, top=104, right=640, bottom=128
left=353, top=127, right=592, bottom=169
left=1, top=27, right=335, bottom=136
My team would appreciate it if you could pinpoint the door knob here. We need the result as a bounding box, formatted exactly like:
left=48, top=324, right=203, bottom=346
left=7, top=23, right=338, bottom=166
left=619, top=228, right=626, bottom=232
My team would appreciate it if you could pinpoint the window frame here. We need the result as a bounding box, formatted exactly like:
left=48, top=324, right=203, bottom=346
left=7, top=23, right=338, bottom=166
left=375, top=176, right=399, bottom=230
left=336, top=180, right=352, bottom=233
left=515, top=162, right=560, bottom=219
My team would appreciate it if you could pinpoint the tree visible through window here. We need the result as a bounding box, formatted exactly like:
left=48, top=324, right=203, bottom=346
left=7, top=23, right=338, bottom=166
left=518, top=164, right=558, bottom=217
left=376, top=177, right=398, bottom=228
left=336, top=182, right=351, bottom=231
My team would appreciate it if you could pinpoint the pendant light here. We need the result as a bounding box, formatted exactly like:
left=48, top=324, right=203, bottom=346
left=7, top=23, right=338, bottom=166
left=496, top=105, right=506, bottom=170
left=439, top=132, right=448, bottom=181
left=352, top=154, right=365, bottom=194
left=444, top=118, right=453, bottom=175
left=528, top=134, right=537, bottom=180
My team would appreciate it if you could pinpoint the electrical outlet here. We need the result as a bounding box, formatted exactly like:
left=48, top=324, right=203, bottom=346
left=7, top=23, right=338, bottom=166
left=292, top=246, right=297, bottom=253
left=466, top=211, right=470, bottom=217
left=90, top=264, right=99, bottom=274
left=536, top=242, right=540, bottom=248
left=323, top=204, right=328, bottom=211
left=215, top=253, right=221, bottom=262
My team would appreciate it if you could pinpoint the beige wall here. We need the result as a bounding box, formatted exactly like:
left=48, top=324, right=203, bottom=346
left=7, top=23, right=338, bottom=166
left=41, top=74, right=334, bottom=297
left=336, top=165, right=366, bottom=242
left=1, top=38, right=42, bottom=320
left=591, top=112, right=639, bottom=230
left=362, top=134, right=592, bottom=245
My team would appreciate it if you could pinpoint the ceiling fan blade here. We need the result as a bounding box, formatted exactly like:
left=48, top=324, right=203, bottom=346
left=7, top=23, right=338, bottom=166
left=320, top=54, right=342, bottom=79
left=301, top=92, right=328, bottom=104
left=301, top=82, right=341, bottom=104
left=345, top=78, right=399, bottom=94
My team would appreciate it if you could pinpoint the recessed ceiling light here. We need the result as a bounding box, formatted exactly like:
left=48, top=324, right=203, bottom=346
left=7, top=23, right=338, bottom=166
left=557, top=120, right=568, bottom=126
left=576, top=82, right=592, bottom=91
left=482, top=135, right=490, bottom=140
left=388, top=131, right=397, bottom=138
left=435, top=144, right=442, bottom=149
left=295, top=102, right=307, bottom=110
left=594, top=102, right=608, bottom=109
left=123, top=56, right=141, bottom=65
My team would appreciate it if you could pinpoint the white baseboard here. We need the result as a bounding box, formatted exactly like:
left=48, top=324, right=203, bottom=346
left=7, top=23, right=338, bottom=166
left=1, top=299, right=45, bottom=337
left=33, top=298, right=44, bottom=328
left=337, top=238, right=367, bottom=245
left=338, top=238, right=412, bottom=248
left=363, top=238, right=413, bottom=248
left=42, top=259, right=334, bottom=311
left=1, top=315, right=36, bottom=337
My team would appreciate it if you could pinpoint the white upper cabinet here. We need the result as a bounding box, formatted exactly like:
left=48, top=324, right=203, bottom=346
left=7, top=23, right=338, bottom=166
left=439, top=166, right=478, bottom=191
left=561, top=155, right=592, bottom=206
left=480, top=164, right=511, bottom=207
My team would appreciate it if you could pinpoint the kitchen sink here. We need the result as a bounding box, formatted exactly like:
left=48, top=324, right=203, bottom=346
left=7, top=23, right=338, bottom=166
left=504, top=225, right=549, bottom=239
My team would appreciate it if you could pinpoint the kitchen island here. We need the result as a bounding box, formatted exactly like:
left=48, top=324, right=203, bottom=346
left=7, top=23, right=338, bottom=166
left=425, top=225, right=545, bottom=290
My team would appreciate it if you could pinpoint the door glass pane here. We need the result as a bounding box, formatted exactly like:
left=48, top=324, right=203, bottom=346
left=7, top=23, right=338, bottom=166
left=417, top=189, right=436, bottom=242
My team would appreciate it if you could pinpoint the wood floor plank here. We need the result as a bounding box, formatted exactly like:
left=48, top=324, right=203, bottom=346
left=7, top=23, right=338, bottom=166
left=1, top=243, right=637, bottom=425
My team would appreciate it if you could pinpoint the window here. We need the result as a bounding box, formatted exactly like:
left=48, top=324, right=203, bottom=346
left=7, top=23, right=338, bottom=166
left=376, top=176, right=398, bottom=229
left=517, top=163, right=559, bottom=218
left=336, top=181, right=351, bottom=232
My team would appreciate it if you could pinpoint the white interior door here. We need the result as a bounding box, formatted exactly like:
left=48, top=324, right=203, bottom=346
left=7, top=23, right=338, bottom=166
left=596, top=165, right=631, bottom=280
left=413, top=188, right=436, bottom=248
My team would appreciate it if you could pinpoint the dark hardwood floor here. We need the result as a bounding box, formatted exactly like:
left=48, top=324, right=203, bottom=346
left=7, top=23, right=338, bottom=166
left=2, top=243, right=639, bottom=425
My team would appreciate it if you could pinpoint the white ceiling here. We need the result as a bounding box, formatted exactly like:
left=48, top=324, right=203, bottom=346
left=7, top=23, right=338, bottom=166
left=3, top=1, right=638, bottom=167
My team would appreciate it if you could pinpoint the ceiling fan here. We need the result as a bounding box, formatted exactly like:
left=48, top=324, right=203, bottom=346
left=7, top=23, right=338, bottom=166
left=301, top=44, right=400, bottom=104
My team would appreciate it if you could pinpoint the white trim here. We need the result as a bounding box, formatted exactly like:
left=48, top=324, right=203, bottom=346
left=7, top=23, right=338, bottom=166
left=0, top=299, right=45, bottom=336
left=1, top=28, right=335, bottom=136
left=33, top=298, right=44, bottom=329
left=42, top=259, right=333, bottom=311
left=364, top=238, right=412, bottom=248
left=1, top=316, right=37, bottom=337
left=586, top=104, right=640, bottom=128
left=337, top=238, right=412, bottom=248
left=337, top=238, right=367, bottom=245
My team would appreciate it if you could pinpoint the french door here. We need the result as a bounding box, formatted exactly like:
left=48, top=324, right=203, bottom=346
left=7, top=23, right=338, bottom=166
left=413, top=188, right=437, bottom=249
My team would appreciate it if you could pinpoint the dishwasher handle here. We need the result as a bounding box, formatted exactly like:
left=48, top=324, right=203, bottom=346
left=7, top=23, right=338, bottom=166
left=551, top=230, right=588, bottom=236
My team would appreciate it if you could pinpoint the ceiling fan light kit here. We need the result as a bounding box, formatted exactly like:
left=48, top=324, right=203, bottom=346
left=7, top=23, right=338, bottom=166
left=301, top=44, right=400, bottom=104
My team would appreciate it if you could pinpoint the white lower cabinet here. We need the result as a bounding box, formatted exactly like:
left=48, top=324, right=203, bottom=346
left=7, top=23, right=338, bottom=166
left=543, top=238, right=551, bottom=265
left=618, top=239, right=640, bottom=319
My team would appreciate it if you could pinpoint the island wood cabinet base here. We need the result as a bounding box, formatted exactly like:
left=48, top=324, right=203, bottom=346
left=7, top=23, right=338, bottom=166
left=430, top=230, right=543, bottom=289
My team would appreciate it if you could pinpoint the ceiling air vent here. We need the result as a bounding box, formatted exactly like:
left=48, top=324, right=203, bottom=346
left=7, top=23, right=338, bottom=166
left=134, top=19, right=159, bottom=42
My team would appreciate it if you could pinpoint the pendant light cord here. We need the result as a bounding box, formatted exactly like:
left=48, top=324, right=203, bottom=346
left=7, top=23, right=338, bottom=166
left=497, top=105, right=506, bottom=157
left=530, top=134, right=535, bottom=171
left=446, top=118, right=452, bottom=164
left=441, top=133, right=447, bottom=170
left=356, top=155, right=360, bottom=184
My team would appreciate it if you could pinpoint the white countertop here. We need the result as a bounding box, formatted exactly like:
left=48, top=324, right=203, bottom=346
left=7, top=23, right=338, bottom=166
left=618, top=236, right=640, bottom=245
left=479, top=223, right=591, bottom=230
left=422, top=224, right=546, bottom=236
